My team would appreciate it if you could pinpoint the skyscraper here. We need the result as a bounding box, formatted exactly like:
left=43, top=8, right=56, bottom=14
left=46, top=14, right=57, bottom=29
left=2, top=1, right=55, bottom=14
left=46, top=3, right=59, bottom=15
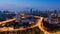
left=30, top=9, right=33, bottom=14
left=15, top=11, right=20, bottom=22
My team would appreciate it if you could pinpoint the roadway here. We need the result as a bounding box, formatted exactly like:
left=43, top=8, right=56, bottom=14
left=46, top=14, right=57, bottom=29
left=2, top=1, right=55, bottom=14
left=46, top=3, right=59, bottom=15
left=0, top=16, right=56, bottom=34
left=0, top=18, right=16, bottom=26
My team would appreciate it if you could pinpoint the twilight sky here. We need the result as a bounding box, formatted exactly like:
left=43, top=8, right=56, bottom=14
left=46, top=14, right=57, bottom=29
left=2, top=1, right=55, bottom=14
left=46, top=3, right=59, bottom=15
left=0, top=0, right=60, bottom=11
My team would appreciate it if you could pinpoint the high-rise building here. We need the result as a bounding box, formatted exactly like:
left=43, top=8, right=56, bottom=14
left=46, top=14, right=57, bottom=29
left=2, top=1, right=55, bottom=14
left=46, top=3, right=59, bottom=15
left=15, top=11, right=21, bottom=22
left=30, top=9, right=33, bottom=14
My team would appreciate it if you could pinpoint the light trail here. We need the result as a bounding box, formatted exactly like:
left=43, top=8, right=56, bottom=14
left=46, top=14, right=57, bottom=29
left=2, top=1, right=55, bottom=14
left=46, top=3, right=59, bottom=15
left=37, top=17, right=50, bottom=34
left=0, top=17, right=40, bottom=32
left=0, top=16, right=52, bottom=34
left=0, top=18, right=16, bottom=25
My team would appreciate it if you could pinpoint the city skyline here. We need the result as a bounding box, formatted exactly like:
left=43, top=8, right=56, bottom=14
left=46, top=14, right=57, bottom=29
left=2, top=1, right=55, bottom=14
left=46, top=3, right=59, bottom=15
left=0, top=0, right=60, bottom=11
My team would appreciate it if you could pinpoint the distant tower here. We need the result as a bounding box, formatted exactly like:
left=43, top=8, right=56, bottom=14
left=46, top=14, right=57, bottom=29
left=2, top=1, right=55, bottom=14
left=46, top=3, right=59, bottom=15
left=15, top=11, right=20, bottom=22
left=30, top=9, right=33, bottom=14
